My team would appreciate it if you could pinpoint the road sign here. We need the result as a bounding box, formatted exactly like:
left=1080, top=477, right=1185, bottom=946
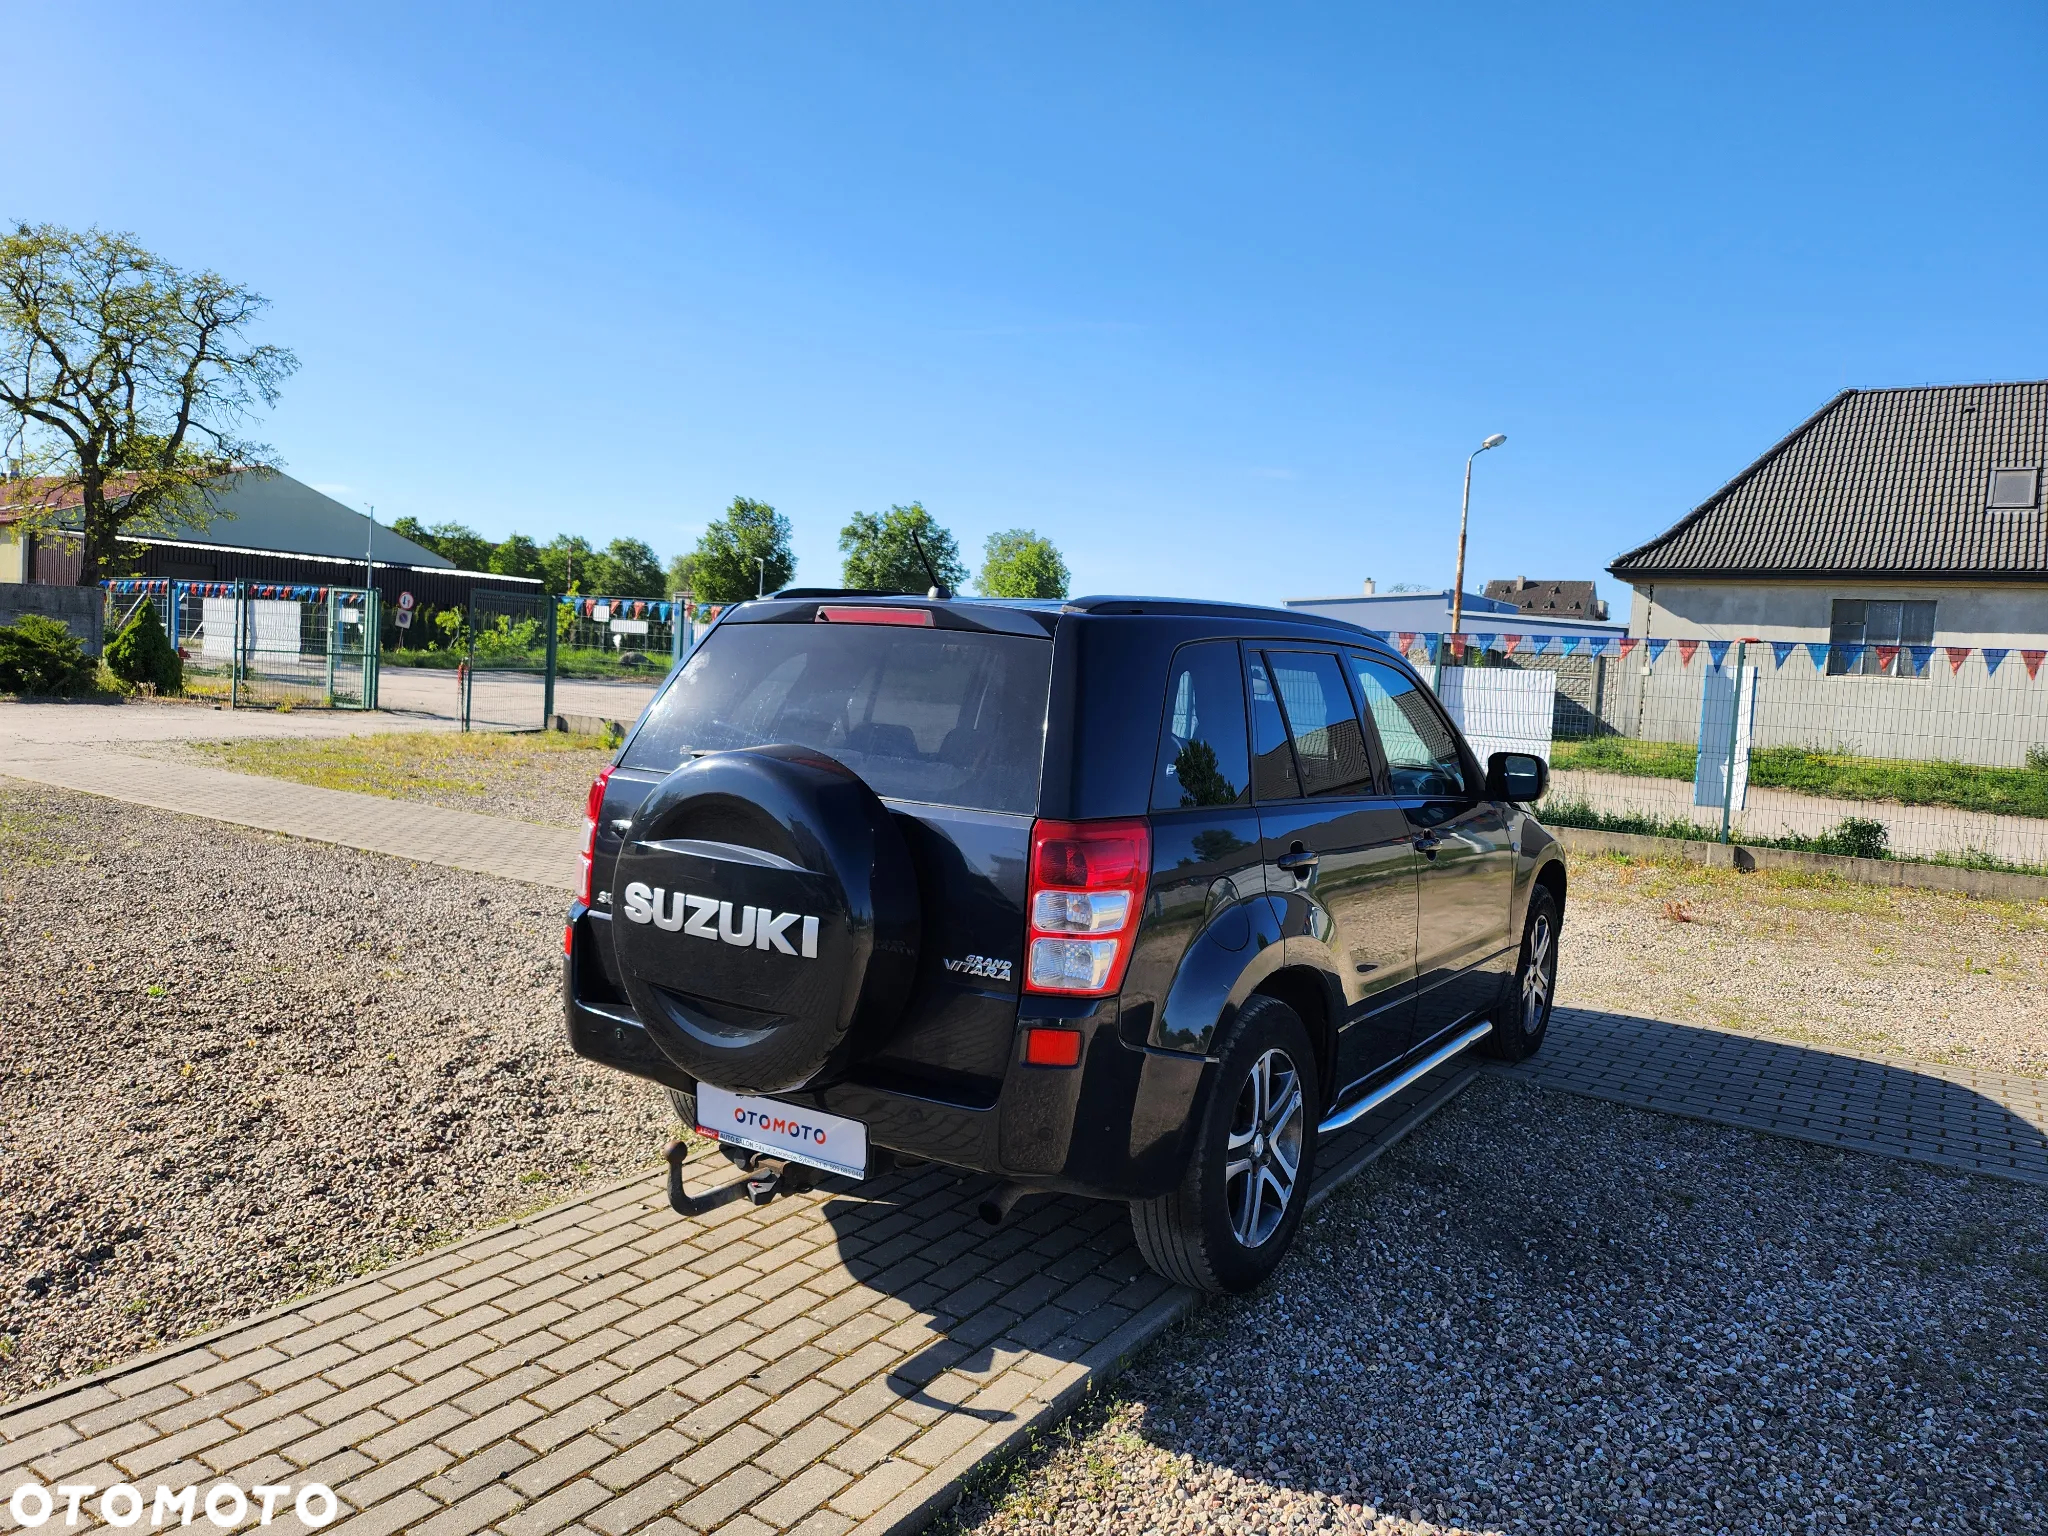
left=393, top=608, right=413, bottom=629
left=397, top=591, right=415, bottom=611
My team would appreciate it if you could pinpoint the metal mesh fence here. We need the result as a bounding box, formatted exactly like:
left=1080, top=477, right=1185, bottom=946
left=556, top=595, right=690, bottom=679
left=104, top=580, right=376, bottom=709
left=1376, top=631, right=2048, bottom=876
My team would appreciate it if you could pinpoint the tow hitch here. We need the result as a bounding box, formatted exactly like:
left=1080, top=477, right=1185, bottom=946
left=664, top=1139, right=811, bottom=1215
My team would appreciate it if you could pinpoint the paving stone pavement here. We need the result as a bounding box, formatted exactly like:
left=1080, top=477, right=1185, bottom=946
left=1501, top=1005, right=2048, bottom=1186
left=0, top=745, right=578, bottom=890
left=0, top=1065, right=1476, bottom=1536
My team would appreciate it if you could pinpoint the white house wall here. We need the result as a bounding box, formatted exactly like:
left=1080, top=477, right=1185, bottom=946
left=1624, top=581, right=2048, bottom=649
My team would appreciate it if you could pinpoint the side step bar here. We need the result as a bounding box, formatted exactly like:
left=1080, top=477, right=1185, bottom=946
left=1316, top=1019, right=1493, bottom=1136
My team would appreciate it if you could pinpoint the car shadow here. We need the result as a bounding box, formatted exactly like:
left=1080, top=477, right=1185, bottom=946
left=1503, top=1004, right=2048, bottom=1184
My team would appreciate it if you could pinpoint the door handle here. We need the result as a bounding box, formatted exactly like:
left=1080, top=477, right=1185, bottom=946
left=1412, top=832, right=1441, bottom=859
left=1276, top=846, right=1320, bottom=875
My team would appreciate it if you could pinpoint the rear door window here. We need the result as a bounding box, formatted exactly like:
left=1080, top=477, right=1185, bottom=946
left=1246, top=652, right=1300, bottom=801
left=623, top=622, right=1052, bottom=814
left=1262, top=650, right=1375, bottom=797
left=1152, top=640, right=1251, bottom=810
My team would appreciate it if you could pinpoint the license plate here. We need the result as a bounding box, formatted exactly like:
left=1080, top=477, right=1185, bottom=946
left=695, top=1084, right=868, bottom=1181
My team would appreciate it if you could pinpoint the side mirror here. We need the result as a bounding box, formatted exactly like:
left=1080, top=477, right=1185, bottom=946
left=1486, top=751, right=1548, bottom=803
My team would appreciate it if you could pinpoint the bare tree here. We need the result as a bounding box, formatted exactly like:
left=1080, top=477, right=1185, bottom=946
left=0, top=223, right=297, bottom=584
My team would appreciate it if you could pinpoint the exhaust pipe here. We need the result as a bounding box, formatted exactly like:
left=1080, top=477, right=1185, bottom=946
left=977, top=1182, right=1033, bottom=1227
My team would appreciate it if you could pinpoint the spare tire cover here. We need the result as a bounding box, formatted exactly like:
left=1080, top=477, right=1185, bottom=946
left=610, top=744, right=919, bottom=1095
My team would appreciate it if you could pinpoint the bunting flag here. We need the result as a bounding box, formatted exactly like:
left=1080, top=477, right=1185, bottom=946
left=1771, top=641, right=1797, bottom=667
left=1676, top=639, right=1700, bottom=666
left=1875, top=645, right=1899, bottom=674
left=1706, top=640, right=1731, bottom=669
left=1446, top=635, right=1468, bottom=660
left=1473, top=632, right=1498, bottom=653
left=1907, top=645, right=1934, bottom=675
left=1945, top=646, right=1970, bottom=674
left=1420, top=632, right=1441, bottom=655
left=1557, top=636, right=1581, bottom=656
left=1985, top=648, right=2009, bottom=676
left=1618, top=637, right=1640, bottom=660
left=2025, top=650, right=2046, bottom=681
left=1646, top=638, right=1669, bottom=665
left=1392, top=631, right=1416, bottom=654
left=1836, top=643, right=1865, bottom=671
left=1804, top=642, right=1831, bottom=671
left=1501, top=634, right=1522, bottom=655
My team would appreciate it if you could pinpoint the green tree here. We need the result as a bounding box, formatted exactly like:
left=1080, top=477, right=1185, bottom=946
left=394, top=519, right=491, bottom=571
left=105, top=598, right=182, bottom=693
left=588, top=537, right=665, bottom=598
left=490, top=533, right=541, bottom=580
left=0, top=224, right=298, bottom=585
left=977, top=528, right=1069, bottom=599
left=679, top=497, right=795, bottom=603
left=537, top=534, right=593, bottom=595
left=838, top=503, right=965, bottom=594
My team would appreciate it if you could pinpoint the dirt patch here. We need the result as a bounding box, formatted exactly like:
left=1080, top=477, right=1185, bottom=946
left=947, top=1077, right=2048, bottom=1536
left=0, top=783, right=672, bottom=1404
left=148, top=729, right=617, bottom=827
left=1557, top=850, right=2048, bottom=1076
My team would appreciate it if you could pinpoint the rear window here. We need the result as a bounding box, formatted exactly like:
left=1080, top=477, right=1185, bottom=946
left=622, top=622, right=1052, bottom=814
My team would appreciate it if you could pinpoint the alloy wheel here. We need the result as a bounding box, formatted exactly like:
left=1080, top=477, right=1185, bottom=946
left=1223, top=1047, right=1304, bottom=1248
left=1521, top=910, right=1555, bottom=1034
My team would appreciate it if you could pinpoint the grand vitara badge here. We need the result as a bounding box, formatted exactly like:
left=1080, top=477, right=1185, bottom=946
left=620, top=882, right=821, bottom=957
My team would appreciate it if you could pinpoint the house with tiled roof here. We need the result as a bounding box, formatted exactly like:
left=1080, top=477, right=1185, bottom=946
left=1609, top=382, right=2048, bottom=674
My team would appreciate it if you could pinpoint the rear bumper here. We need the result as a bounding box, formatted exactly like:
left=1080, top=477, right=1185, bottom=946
left=563, top=904, right=1208, bottom=1201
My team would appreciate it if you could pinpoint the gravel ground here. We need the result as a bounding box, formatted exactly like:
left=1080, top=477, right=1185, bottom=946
left=947, top=1075, right=2048, bottom=1536
left=0, top=782, right=670, bottom=1404
left=1557, top=851, right=2048, bottom=1077
left=146, top=729, right=617, bottom=827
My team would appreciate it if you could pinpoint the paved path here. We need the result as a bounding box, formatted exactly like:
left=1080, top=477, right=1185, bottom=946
left=1551, top=766, right=2048, bottom=868
left=0, top=1066, right=1476, bottom=1536
left=0, top=745, right=578, bottom=890
left=1499, top=1006, right=2048, bottom=1187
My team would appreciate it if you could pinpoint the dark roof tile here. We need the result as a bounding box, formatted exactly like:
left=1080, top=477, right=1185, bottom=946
left=1610, top=383, right=2048, bottom=581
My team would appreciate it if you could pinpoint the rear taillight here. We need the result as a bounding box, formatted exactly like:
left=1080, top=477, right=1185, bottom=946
left=577, top=766, right=616, bottom=906
left=1023, top=817, right=1150, bottom=996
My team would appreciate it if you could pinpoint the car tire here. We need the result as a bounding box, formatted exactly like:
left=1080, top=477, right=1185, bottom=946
left=1129, top=995, right=1321, bottom=1295
left=1482, top=882, right=1560, bottom=1063
left=666, top=1086, right=697, bottom=1130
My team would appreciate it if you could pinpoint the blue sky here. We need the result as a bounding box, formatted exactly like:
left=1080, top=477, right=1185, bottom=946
left=7, top=2, right=2045, bottom=604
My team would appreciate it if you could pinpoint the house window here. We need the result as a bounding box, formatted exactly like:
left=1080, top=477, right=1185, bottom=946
left=1988, top=467, right=2040, bottom=510
left=1828, top=599, right=1934, bottom=677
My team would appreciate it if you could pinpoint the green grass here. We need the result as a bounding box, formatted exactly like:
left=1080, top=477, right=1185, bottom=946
left=1541, top=796, right=2048, bottom=877
left=187, top=730, right=615, bottom=799
left=1552, top=737, right=2048, bottom=820
left=381, top=646, right=667, bottom=679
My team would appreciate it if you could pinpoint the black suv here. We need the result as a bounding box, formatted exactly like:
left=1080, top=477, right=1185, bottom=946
left=565, top=593, right=1563, bottom=1292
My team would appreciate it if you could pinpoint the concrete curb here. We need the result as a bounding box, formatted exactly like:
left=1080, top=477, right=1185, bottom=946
left=852, top=1066, right=1482, bottom=1536
left=1551, top=824, right=2048, bottom=902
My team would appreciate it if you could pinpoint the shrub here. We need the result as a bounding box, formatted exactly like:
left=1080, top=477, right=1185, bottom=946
left=0, top=613, right=97, bottom=695
left=1799, top=816, right=1890, bottom=861
left=2028, top=745, right=2048, bottom=774
left=105, top=600, right=183, bottom=694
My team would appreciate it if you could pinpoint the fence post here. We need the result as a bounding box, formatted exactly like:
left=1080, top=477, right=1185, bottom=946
left=365, top=588, right=380, bottom=709
left=325, top=591, right=338, bottom=703
left=230, top=579, right=243, bottom=709
left=543, top=597, right=557, bottom=728
left=1719, top=639, right=1745, bottom=844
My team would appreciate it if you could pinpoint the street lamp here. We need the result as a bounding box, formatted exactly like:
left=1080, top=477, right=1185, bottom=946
left=1450, top=433, right=1507, bottom=638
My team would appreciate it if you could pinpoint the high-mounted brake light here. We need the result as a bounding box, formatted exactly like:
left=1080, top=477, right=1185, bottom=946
left=815, top=606, right=934, bottom=627
left=577, top=765, right=617, bottom=906
left=1023, top=818, right=1150, bottom=996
